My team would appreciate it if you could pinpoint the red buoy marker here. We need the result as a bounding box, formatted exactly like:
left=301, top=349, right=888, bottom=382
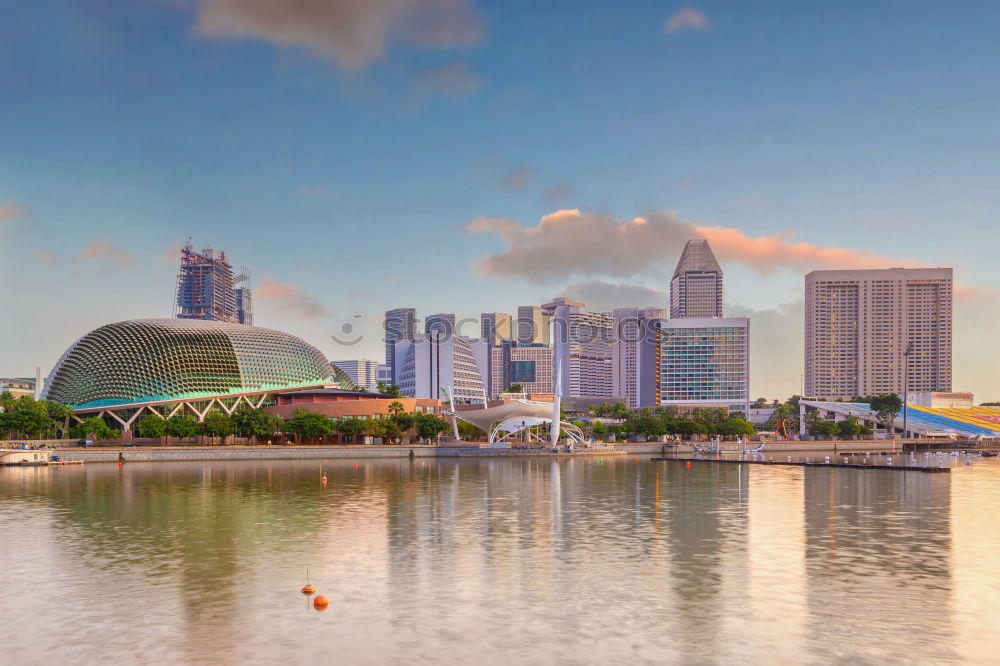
left=313, top=594, right=329, bottom=609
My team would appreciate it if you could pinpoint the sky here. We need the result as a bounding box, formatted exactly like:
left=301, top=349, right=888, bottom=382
left=1, top=0, right=998, bottom=401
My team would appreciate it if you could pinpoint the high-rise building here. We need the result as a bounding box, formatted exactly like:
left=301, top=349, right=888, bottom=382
left=490, top=342, right=553, bottom=398
left=384, top=308, right=416, bottom=384
left=480, top=312, right=512, bottom=346
left=425, top=313, right=456, bottom=338
left=804, top=268, right=953, bottom=400
left=395, top=333, right=488, bottom=403
left=542, top=298, right=615, bottom=399
left=330, top=359, right=381, bottom=392
left=660, top=317, right=750, bottom=414
left=670, top=239, right=723, bottom=318
left=175, top=241, right=252, bottom=325
left=613, top=307, right=667, bottom=408
left=516, top=305, right=550, bottom=345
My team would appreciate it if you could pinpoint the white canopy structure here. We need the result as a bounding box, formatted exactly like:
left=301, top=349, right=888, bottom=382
left=448, top=398, right=585, bottom=446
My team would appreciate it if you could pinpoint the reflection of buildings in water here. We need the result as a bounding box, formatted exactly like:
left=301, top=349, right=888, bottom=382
left=656, top=462, right=750, bottom=663
left=950, top=464, right=1000, bottom=663
left=803, top=468, right=957, bottom=662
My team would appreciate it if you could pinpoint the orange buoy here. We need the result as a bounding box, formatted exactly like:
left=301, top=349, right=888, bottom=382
left=301, top=584, right=316, bottom=595
left=685, top=461, right=691, bottom=468
left=634, top=457, right=638, bottom=462
left=321, top=475, right=327, bottom=485
left=353, top=463, right=358, bottom=469
left=313, top=594, right=329, bottom=609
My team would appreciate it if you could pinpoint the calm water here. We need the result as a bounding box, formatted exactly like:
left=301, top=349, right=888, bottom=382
left=2, top=456, right=1000, bottom=665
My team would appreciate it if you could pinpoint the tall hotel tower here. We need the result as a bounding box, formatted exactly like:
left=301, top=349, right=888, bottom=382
left=804, top=268, right=953, bottom=400
left=670, top=239, right=724, bottom=318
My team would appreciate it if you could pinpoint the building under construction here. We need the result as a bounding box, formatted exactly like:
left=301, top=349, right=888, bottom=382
left=174, top=240, right=252, bottom=325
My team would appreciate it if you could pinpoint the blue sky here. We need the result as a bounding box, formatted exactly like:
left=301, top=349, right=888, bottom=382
left=2, top=0, right=998, bottom=400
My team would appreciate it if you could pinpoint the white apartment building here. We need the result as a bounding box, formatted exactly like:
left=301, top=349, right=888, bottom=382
left=804, top=268, right=953, bottom=400
left=395, top=333, right=489, bottom=403
left=330, top=359, right=381, bottom=392
left=542, top=298, right=615, bottom=400
left=612, top=307, right=666, bottom=408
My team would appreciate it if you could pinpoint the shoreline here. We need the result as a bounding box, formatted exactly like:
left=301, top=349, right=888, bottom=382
left=17, top=438, right=978, bottom=463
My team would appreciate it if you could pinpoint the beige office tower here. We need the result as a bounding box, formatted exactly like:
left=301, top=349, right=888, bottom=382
left=804, top=268, right=952, bottom=400
left=516, top=305, right=550, bottom=344
left=480, top=312, right=512, bottom=346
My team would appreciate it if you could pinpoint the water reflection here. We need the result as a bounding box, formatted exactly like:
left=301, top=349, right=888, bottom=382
left=1, top=458, right=998, bottom=664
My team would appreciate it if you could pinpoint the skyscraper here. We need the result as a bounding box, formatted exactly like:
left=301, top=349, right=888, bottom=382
left=542, top=298, right=614, bottom=399
left=804, top=268, right=953, bottom=400
left=490, top=341, right=553, bottom=398
left=480, top=312, right=512, bottom=346
left=516, top=305, right=550, bottom=344
left=613, top=307, right=667, bottom=408
left=395, top=333, right=488, bottom=403
left=175, top=240, right=252, bottom=325
left=384, top=308, right=416, bottom=385
left=670, top=239, right=723, bottom=318
left=425, top=313, right=456, bottom=338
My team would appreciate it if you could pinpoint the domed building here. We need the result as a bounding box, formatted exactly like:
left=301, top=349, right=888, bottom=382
left=44, top=319, right=347, bottom=411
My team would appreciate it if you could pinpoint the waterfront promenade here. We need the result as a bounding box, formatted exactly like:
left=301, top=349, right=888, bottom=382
left=14, top=437, right=976, bottom=463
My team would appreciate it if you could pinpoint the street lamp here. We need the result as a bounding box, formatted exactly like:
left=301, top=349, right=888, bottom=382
left=903, top=341, right=914, bottom=439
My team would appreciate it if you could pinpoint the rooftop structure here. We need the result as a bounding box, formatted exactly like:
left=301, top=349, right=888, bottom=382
left=175, top=240, right=252, bottom=325
left=670, top=239, right=723, bottom=318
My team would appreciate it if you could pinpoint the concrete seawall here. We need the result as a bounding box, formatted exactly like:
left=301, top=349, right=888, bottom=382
left=42, top=440, right=970, bottom=464
left=50, top=443, right=666, bottom=463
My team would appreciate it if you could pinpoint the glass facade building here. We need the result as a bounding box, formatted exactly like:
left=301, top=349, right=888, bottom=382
left=660, top=317, right=749, bottom=413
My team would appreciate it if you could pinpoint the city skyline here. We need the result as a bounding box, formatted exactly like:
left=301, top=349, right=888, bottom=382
left=1, top=1, right=998, bottom=401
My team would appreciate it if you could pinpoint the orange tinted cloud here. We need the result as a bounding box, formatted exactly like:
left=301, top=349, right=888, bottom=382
left=80, top=237, right=135, bottom=268
left=256, top=274, right=330, bottom=319
left=195, top=0, right=483, bottom=72
left=468, top=208, right=916, bottom=282
left=663, top=7, right=709, bottom=34
left=0, top=200, right=26, bottom=222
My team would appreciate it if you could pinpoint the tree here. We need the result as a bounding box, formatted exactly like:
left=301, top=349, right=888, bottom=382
left=69, top=416, right=115, bottom=440
left=197, top=411, right=235, bottom=444
left=504, top=383, right=524, bottom=394
left=751, top=397, right=769, bottom=408
left=282, top=409, right=333, bottom=443
left=867, top=394, right=902, bottom=438
left=43, top=401, right=74, bottom=437
left=361, top=418, right=384, bottom=440
left=137, top=414, right=167, bottom=439
left=1, top=396, right=53, bottom=438
left=415, top=413, right=449, bottom=441
left=376, top=381, right=402, bottom=398
left=387, top=401, right=406, bottom=418
left=837, top=416, right=861, bottom=439
left=165, top=414, right=198, bottom=439
left=336, top=417, right=364, bottom=444
left=231, top=407, right=282, bottom=441
left=382, top=418, right=401, bottom=444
